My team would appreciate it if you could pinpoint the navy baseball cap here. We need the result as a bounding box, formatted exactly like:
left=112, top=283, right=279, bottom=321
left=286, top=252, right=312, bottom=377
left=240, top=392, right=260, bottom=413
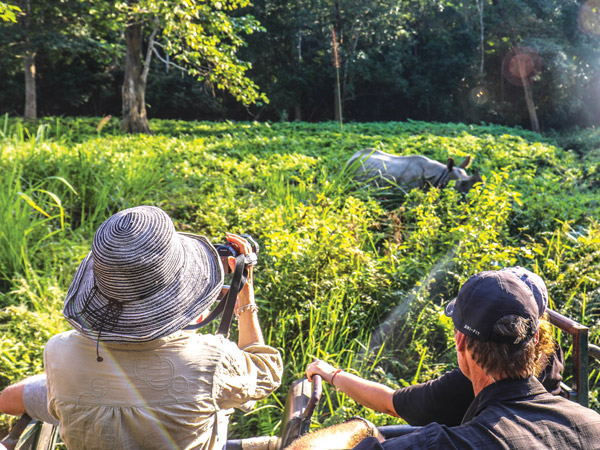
left=499, top=266, right=548, bottom=317
left=445, top=270, right=540, bottom=344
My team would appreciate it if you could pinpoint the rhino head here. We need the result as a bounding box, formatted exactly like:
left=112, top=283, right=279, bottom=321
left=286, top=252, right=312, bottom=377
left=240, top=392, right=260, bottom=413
left=442, top=155, right=483, bottom=193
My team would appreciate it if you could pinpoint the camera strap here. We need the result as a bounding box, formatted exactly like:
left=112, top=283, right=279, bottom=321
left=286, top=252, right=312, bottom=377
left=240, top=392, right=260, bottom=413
left=217, top=253, right=246, bottom=336
left=184, top=253, right=247, bottom=338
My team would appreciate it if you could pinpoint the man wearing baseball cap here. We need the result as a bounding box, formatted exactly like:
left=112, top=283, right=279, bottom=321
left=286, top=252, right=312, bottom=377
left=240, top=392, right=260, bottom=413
left=304, top=266, right=563, bottom=428
left=289, top=270, right=600, bottom=449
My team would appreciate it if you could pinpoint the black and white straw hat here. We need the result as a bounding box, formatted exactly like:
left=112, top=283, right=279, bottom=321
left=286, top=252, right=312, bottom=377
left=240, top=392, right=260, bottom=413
left=63, top=206, right=224, bottom=343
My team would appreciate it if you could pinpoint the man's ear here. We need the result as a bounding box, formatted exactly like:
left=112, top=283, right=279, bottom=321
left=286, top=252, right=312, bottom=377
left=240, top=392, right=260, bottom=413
left=455, top=330, right=467, bottom=351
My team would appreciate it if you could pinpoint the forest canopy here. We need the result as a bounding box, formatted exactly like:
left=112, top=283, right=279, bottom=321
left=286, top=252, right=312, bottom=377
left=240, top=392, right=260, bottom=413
left=2, top=0, right=600, bottom=130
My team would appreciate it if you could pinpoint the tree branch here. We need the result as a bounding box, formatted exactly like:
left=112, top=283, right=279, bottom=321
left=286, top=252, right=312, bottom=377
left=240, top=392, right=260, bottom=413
left=152, top=41, right=212, bottom=77
left=141, top=16, right=159, bottom=84
left=152, top=45, right=187, bottom=73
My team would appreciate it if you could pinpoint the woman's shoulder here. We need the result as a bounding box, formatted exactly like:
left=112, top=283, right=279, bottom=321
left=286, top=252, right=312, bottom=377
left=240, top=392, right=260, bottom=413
left=167, top=331, right=240, bottom=359
left=46, top=329, right=81, bottom=349
left=178, top=331, right=233, bottom=347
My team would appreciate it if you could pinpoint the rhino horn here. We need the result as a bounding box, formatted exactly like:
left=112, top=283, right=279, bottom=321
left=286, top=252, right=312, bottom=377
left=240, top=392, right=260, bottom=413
left=458, top=155, right=472, bottom=169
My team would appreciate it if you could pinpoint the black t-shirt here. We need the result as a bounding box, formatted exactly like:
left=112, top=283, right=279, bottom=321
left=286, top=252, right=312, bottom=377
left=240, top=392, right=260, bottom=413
left=537, top=347, right=564, bottom=395
left=392, top=347, right=564, bottom=426
left=392, top=368, right=473, bottom=426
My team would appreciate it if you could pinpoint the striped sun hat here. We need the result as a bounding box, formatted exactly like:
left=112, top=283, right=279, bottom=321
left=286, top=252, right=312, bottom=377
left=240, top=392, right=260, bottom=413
left=63, top=206, right=224, bottom=343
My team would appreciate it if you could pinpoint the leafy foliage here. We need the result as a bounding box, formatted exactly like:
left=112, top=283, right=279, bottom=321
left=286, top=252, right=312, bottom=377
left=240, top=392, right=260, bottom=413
left=125, top=0, right=268, bottom=106
left=0, top=2, right=20, bottom=22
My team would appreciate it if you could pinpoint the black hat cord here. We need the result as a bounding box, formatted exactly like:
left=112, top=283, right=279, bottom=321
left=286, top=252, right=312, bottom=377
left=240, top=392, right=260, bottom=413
left=78, top=285, right=125, bottom=362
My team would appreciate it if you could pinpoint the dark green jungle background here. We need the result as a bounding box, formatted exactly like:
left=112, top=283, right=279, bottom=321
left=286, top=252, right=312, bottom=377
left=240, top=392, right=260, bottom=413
left=2, top=0, right=600, bottom=129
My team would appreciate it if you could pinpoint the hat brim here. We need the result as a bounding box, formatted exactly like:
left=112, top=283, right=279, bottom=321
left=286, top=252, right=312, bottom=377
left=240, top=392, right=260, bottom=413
left=63, top=233, right=224, bottom=342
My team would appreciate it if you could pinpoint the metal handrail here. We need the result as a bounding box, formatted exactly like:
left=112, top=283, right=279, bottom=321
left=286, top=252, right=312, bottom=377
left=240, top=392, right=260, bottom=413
left=589, top=344, right=600, bottom=362
left=546, top=309, right=590, bottom=407
left=301, top=374, right=322, bottom=426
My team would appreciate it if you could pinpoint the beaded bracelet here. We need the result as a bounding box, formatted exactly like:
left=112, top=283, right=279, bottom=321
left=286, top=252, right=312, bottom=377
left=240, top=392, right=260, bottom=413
left=235, top=304, right=259, bottom=318
left=330, top=368, right=343, bottom=390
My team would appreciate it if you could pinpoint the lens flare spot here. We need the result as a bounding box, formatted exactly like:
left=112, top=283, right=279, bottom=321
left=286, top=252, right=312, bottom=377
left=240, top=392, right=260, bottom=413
left=502, top=47, right=542, bottom=86
left=579, top=1, right=600, bottom=36
left=509, top=54, right=534, bottom=79
left=470, top=87, right=489, bottom=106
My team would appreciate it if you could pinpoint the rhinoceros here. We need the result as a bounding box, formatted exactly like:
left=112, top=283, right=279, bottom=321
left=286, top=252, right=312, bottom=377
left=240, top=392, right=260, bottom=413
left=347, top=148, right=482, bottom=193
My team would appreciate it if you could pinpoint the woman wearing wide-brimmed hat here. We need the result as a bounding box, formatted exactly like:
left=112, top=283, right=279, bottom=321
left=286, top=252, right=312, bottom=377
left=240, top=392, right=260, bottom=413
left=42, top=206, right=282, bottom=450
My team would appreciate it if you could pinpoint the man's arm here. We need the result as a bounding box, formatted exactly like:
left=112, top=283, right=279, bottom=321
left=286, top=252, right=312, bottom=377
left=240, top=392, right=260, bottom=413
left=0, top=380, right=26, bottom=416
left=306, top=360, right=398, bottom=417
left=307, top=360, right=477, bottom=426
left=391, top=369, right=474, bottom=426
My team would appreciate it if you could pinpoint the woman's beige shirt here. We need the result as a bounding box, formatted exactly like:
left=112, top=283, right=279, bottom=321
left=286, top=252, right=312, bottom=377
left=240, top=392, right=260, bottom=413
left=44, top=330, right=282, bottom=450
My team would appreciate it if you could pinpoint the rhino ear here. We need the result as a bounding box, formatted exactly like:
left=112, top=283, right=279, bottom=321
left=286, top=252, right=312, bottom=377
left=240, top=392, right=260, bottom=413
left=458, top=155, right=472, bottom=169
left=446, top=157, right=455, bottom=170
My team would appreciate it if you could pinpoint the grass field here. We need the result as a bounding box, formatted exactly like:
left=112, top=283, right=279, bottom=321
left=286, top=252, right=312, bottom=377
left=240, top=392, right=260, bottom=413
left=1, top=116, right=599, bottom=437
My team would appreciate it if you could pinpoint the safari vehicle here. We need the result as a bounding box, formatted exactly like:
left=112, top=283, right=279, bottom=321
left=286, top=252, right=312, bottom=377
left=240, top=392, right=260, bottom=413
left=2, top=309, right=599, bottom=450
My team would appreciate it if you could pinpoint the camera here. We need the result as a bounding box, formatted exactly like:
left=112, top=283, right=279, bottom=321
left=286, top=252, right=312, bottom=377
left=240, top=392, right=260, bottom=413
left=185, top=233, right=260, bottom=332
left=215, top=233, right=259, bottom=274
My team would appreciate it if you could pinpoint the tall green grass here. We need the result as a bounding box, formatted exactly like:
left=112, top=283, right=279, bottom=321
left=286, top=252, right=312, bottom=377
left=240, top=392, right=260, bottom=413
left=1, top=116, right=599, bottom=435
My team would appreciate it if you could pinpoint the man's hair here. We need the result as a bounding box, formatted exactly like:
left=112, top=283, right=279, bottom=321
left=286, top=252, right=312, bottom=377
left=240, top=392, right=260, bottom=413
left=535, top=314, right=557, bottom=376
left=465, top=314, right=540, bottom=379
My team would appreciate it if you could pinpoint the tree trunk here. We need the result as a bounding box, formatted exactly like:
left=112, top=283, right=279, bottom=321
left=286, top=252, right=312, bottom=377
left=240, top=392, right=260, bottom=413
left=476, top=0, right=484, bottom=76
left=23, top=0, right=36, bottom=120
left=521, top=77, right=540, bottom=133
left=294, top=104, right=302, bottom=121
left=122, top=20, right=151, bottom=134
left=333, top=82, right=341, bottom=121
left=515, top=52, right=540, bottom=133
left=333, top=3, right=342, bottom=123
left=293, top=29, right=302, bottom=121
left=23, top=51, right=36, bottom=120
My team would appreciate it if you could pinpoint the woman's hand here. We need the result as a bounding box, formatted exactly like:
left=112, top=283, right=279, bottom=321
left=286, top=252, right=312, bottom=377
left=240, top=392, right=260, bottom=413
left=225, top=233, right=255, bottom=310
left=225, top=233, right=263, bottom=347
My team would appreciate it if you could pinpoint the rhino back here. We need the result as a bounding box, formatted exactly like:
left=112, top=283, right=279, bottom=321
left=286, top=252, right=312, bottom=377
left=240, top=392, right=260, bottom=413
left=349, top=150, right=446, bottom=187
